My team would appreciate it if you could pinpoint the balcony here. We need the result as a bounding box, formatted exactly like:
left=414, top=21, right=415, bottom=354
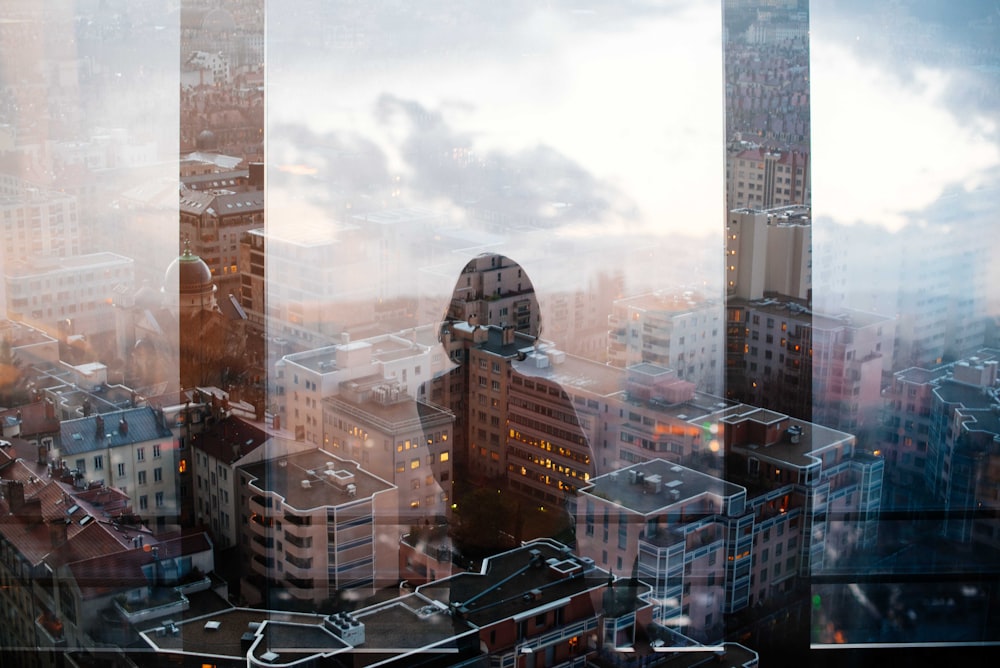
left=35, top=611, right=66, bottom=647
left=251, top=553, right=275, bottom=578
left=284, top=531, right=313, bottom=550
left=249, top=512, right=274, bottom=537
left=249, top=495, right=274, bottom=514
left=114, top=589, right=189, bottom=625
left=284, top=573, right=314, bottom=590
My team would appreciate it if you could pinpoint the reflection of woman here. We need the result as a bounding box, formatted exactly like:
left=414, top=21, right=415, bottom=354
left=432, top=253, right=593, bottom=552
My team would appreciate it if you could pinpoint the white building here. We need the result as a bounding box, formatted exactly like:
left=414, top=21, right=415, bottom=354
left=608, top=291, right=724, bottom=394
left=5, top=252, right=134, bottom=337
left=0, top=176, right=81, bottom=266
left=56, top=407, right=182, bottom=531
left=239, top=445, right=398, bottom=605
left=727, top=206, right=811, bottom=302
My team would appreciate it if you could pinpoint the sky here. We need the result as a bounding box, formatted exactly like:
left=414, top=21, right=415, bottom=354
left=263, top=0, right=999, bottom=316
left=265, top=1, right=726, bottom=300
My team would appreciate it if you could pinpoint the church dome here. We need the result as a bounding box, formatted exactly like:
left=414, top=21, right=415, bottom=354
left=195, top=129, right=218, bottom=151
left=165, top=248, right=213, bottom=295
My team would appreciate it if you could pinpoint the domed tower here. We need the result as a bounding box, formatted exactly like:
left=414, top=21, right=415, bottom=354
left=195, top=129, right=218, bottom=152
left=165, top=245, right=218, bottom=317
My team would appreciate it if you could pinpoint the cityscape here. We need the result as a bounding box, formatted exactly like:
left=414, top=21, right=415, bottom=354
left=1, top=1, right=999, bottom=667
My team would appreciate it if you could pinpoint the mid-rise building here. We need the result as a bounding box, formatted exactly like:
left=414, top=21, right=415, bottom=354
left=238, top=445, right=398, bottom=605
left=5, top=252, right=134, bottom=340
left=0, top=176, right=80, bottom=266
left=576, top=405, right=883, bottom=642
left=444, top=252, right=539, bottom=334
left=726, top=147, right=810, bottom=211
left=608, top=290, right=724, bottom=394
left=189, top=415, right=268, bottom=549
left=276, top=325, right=450, bottom=446
left=880, top=350, right=1000, bottom=549
left=726, top=206, right=811, bottom=302
left=322, top=386, right=454, bottom=522
left=55, top=407, right=182, bottom=530
left=1, top=447, right=221, bottom=668
left=138, top=539, right=747, bottom=668
left=727, top=295, right=893, bottom=433
left=179, top=184, right=264, bottom=294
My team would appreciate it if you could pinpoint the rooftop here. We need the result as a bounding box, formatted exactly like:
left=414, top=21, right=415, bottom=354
left=614, top=291, right=719, bottom=315
left=581, top=460, right=744, bottom=516
left=142, top=607, right=324, bottom=660
left=189, top=416, right=268, bottom=466
left=351, top=207, right=440, bottom=226
left=513, top=346, right=625, bottom=399
left=417, top=539, right=619, bottom=628
left=59, top=407, right=174, bottom=456
left=240, top=446, right=393, bottom=512
left=4, top=252, right=133, bottom=278
left=720, top=404, right=853, bottom=468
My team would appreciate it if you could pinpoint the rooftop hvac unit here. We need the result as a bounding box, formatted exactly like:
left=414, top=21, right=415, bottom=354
left=301, top=479, right=311, bottom=489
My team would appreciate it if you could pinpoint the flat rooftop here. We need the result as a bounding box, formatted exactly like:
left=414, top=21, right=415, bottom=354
left=4, top=252, right=132, bottom=277
left=514, top=348, right=625, bottom=398
left=142, top=607, right=325, bottom=660
left=286, top=328, right=438, bottom=374
left=352, top=207, right=440, bottom=226
left=896, top=366, right=949, bottom=384
left=351, top=595, right=471, bottom=652
left=934, top=379, right=996, bottom=410
left=615, top=291, right=718, bottom=314
left=582, top=460, right=744, bottom=516
left=417, top=539, right=616, bottom=629
left=241, top=447, right=393, bottom=512
left=719, top=404, right=853, bottom=468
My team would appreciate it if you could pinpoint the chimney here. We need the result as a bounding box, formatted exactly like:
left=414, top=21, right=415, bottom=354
left=6, top=481, right=25, bottom=512
left=119, top=418, right=128, bottom=436
left=49, top=519, right=69, bottom=547
left=95, top=415, right=105, bottom=437
left=248, top=162, right=264, bottom=189
left=502, top=323, right=515, bottom=346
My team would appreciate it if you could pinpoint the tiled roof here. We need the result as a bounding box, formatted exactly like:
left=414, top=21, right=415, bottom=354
left=59, top=407, right=173, bottom=456
left=190, top=416, right=267, bottom=465
left=67, top=532, right=213, bottom=599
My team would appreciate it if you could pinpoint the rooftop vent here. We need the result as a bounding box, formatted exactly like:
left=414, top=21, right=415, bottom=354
left=300, top=479, right=311, bottom=489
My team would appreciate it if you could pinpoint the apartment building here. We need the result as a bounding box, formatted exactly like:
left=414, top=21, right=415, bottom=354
left=576, top=406, right=883, bottom=642
left=189, top=416, right=269, bottom=549
left=608, top=290, right=724, bottom=394
left=1, top=447, right=220, bottom=668
left=137, top=539, right=749, bottom=668
left=322, top=387, right=454, bottom=522
left=880, top=351, right=1000, bottom=548
left=726, top=206, right=811, bottom=302
left=238, top=223, right=374, bottom=349
left=727, top=296, right=893, bottom=433
left=5, top=252, right=134, bottom=338
left=726, top=147, right=810, bottom=211
left=56, top=407, right=182, bottom=529
left=445, top=252, right=539, bottom=334
left=276, top=326, right=449, bottom=447
left=0, top=176, right=80, bottom=264
left=239, top=446, right=398, bottom=605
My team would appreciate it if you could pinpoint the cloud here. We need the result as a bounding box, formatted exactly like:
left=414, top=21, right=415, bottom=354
left=811, top=40, right=1000, bottom=231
